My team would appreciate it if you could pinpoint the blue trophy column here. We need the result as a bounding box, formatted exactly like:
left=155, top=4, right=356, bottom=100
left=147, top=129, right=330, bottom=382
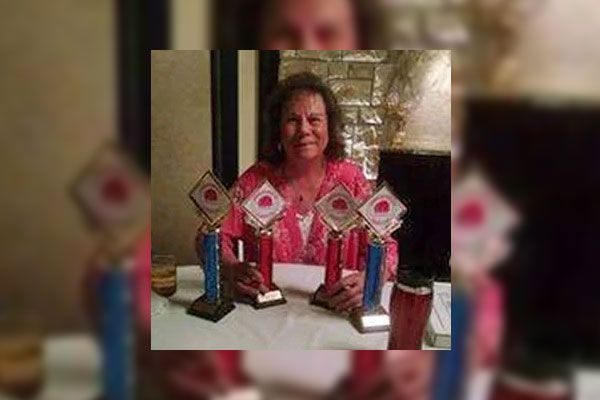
left=203, top=230, right=220, bottom=303
left=431, top=286, right=470, bottom=400
left=363, top=241, right=385, bottom=311
left=99, top=265, right=133, bottom=400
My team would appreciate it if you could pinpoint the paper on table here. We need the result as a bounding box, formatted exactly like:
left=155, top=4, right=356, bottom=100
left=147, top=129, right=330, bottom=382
left=426, top=282, right=451, bottom=348
left=575, top=369, right=600, bottom=400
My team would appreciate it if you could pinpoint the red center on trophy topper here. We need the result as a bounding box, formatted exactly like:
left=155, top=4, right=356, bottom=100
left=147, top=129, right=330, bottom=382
left=204, top=187, right=218, bottom=201
left=101, top=172, right=131, bottom=205
left=456, top=198, right=485, bottom=228
left=258, top=195, right=273, bottom=208
left=332, top=198, right=348, bottom=211
left=374, top=198, right=390, bottom=213
left=201, top=184, right=222, bottom=211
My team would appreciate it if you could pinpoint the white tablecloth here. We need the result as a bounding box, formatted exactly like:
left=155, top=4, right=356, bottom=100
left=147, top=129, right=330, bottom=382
left=151, top=264, right=447, bottom=350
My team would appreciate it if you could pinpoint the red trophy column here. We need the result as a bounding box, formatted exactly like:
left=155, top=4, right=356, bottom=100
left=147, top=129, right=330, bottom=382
left=311, top=230, right=344, bottom=308
left=241, top=180, right=287, bottom=309
left=217, top=351, right=244, bottom=385
left=324, top=232, right=343, bottom=292
left=351, top=351, right=383, bottom=392
left=258, top=229, right=273, bottom=289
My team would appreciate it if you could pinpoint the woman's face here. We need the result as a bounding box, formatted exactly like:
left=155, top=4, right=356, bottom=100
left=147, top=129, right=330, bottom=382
left=280, top=90, right=329, bottom=164
left=262, top=0, right=359, bottom=50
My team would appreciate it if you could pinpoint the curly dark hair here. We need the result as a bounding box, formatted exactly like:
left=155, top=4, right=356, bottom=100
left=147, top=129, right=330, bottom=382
left=261, top=72, right=345, bottom=165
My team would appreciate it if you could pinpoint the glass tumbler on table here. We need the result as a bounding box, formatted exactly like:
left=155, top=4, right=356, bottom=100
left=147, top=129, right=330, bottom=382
left=0, top=313, right=44, bottom=399
left=151, top=254, right=177, bottom=297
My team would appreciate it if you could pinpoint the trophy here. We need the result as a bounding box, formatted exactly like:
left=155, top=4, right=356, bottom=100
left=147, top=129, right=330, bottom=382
left=188, top=171, right=236, bottom=322
left=241, top=180, right=287, bottom=309
left=310, top=183, right=359, bottom=309
left=72, top=142, right=149, bottom=400
left=352, top=183, right=407, bottom=333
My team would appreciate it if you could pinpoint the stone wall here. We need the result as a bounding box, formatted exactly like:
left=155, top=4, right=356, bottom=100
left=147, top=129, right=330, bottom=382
left=279, top=50, right=451, bottom=180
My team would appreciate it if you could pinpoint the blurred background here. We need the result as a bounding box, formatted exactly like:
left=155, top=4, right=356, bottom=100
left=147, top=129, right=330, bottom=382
left=1, top=0, right=600, bottom=399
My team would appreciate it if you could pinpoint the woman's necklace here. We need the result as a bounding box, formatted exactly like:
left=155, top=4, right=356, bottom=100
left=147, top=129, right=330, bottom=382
left=283, top=161, right=325, bottom=214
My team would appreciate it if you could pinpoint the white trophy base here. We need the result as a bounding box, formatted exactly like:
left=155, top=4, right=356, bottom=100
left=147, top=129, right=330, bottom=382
left=350, top=305, right=390, bottom=333
left=253, top=287, right=287, bottom=309
left=213, top=387, right=262, bottom=400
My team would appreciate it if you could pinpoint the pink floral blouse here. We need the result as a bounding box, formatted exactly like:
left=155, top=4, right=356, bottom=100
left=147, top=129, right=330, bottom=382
left=218, top=159, right=399, bottom=279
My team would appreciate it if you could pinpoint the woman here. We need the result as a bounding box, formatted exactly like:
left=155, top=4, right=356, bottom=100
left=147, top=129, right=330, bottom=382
left=215, top=0, right=389, bottom=49
left=199, top=72, right=398, bottom=314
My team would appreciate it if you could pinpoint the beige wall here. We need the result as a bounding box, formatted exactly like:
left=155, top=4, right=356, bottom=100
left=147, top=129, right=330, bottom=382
left=171, top=0, right=211, bottom=50
left=238, top=50, right=259, bottom=175
left=0, top=1, right=116, bottom=332
left=151, top=51, right=213, bottom=265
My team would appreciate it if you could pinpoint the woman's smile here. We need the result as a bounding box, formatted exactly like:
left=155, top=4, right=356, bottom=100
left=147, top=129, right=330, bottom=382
left=294, top=141, right=317, bottom=148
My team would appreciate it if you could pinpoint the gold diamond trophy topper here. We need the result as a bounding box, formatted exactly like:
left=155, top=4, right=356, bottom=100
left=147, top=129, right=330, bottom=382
left=352, top=182, right=407, bottom=333
left=187, top=170, right=235, bottom=322
left=311, top=183, right=359, bottom=309
left=451, top=169, right=520, bottom=274
left=357, top=183, right=407, bottom=239
left=189, top=171, right=233, bottom=228
left=72, top=142, right=149, bottom=255
left=241, top=180, right=287, bottom=309
left=315, top=183, right=359, bottom=232
left=241, top=180, right=286, bottom=229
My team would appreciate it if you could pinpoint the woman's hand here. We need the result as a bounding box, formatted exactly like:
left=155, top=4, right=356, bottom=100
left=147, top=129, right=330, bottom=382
left=224, top=262, right=269, bottom=301
left=326, top=271, right=365, bottom=314
left=151, top=351, right=235, bottom=400
left=329, top=352, right=434, bottom=400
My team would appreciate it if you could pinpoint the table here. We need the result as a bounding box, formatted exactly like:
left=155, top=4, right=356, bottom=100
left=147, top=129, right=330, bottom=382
left=0, top=334, right=493, bottom=400
left=151, top=264, right=449, bottom=350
